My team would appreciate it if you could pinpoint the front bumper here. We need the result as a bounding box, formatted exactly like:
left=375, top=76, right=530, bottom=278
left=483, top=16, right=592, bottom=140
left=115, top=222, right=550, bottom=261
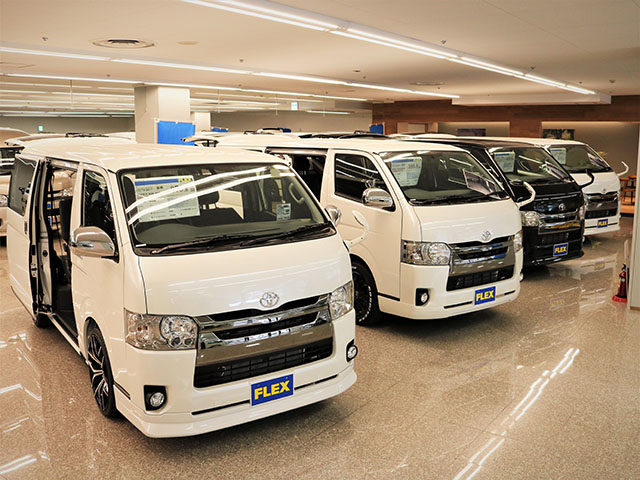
left=115, top=310, right=356, bottom=437
left=378, top=251, right=523, bottom=320
left=523, top=225, right=584, bottom=266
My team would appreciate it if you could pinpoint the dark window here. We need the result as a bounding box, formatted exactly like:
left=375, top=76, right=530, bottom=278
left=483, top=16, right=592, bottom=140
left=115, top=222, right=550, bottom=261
left=82, top=170, right=115, bottom=241
left=334, top=154, right=386, bottom=202
left=8, top=157, right=36, bottom=215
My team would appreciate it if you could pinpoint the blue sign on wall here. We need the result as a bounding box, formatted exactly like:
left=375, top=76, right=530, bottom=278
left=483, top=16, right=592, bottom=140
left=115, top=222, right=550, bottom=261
left=369, top=123, right=384, bottom=134
left=157, top=121, right=195, bottom=145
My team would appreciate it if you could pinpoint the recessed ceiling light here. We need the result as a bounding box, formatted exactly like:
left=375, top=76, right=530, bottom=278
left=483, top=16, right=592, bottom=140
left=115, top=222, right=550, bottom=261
left=92, top=38, right=155, bottom=49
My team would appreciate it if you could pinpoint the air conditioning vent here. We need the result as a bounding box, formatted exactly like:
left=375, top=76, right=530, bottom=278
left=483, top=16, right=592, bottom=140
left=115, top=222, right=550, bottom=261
left=92, top=38, right=154, bottom=49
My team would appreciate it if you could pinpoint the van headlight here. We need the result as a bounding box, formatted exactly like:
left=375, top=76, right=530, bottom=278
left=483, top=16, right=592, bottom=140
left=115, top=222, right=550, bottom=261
left=521, top=211, right=540, bottom=227
left=578, top=204, right=586, bottom=220
left=402, top=241, right=451, bottom=265
left=514, top=230, right=523, bottom=252
left=125, top=311, right=197, bottom=350
left=0, top=194, right=7, bottom=207
left=329, top=281, right=353, bottom=319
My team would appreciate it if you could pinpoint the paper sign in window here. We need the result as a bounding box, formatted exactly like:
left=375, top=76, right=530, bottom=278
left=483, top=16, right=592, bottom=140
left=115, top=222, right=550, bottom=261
left=276, top=203, right=291, bottom=221
left=549, top=147, right=567, bottom=164
left=134, top=176, right=200, bottom=223
left=389, top=157, right=422, bottom=187
left=493, top=152, right=515, bottom=172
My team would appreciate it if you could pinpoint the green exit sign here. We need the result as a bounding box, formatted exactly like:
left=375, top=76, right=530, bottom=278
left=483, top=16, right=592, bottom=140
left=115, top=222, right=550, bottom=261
left=37, top=125, right=44, bottom=132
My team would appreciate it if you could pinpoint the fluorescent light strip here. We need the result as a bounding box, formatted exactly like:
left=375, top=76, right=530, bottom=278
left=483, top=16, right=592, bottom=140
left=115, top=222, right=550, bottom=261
left=449, top=58, right=520, bottom=77
left=307, top=110, right=350, bottom=114
left=560, top=85, right=596, bottom=94
left=460, top=57, right=523, bottom=76
left=113, top=58, right=249, bottom=74
left=0, top=89, right=50, bottom=94
left=5, top=74, right=137, bottom=84
left=331, top=31, right=446, bottom=59
left=0, top=81, right=92, bottom=89
left=256, top=72, right=346, bottom=85
left=218, top=0, right=338, bottom=28
left=181, top=0, right=327, bottom=31
left=520, top=76, right=566, bottom=88
left=523, top=74, right=565, bottom=87
left=48, top=91, right=134, bottom=98
left=0, top=46, right=109, bottom=61
left=347, top=82, right=458, bottom=99
left=347, top=28, right=457, bottom=58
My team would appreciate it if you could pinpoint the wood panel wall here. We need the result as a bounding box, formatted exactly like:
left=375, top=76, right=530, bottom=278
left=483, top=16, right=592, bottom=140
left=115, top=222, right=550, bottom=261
left=372, top=95, right=640, bottom=135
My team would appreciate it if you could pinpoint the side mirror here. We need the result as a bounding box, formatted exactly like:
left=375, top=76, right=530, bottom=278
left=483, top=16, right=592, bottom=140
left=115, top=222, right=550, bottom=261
left=362, top=188, right=393, bottom=209
left=70, top=226, right=116, bottom=258
left=325, top=205, right=342, bottom=226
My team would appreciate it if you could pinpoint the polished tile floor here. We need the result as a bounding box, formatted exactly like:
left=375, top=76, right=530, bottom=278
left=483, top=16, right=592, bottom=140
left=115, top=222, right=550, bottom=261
left=1, top=219, right=639, bottom=479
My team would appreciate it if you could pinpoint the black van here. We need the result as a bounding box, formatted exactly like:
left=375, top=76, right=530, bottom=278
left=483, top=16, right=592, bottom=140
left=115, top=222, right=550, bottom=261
left=412, top=138, right=585, bottom=266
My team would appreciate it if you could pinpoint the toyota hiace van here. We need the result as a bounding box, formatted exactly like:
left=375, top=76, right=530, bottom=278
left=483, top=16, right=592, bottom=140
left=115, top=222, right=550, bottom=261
left=7, top=138, right=360, bottom=437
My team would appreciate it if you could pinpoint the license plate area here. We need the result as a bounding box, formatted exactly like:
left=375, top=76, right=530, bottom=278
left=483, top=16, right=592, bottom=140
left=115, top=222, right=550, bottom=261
left=474, top=286, right=496, bottom=305
left=553, top=243, right=569, bottom=256
left=597, top=219, right=609, bottom=228
left=251, top=374, right=294, bottom=406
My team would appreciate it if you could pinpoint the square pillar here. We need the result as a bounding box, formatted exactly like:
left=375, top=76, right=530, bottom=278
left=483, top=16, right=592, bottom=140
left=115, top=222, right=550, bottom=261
left=134, top=86, right=191, bottom=143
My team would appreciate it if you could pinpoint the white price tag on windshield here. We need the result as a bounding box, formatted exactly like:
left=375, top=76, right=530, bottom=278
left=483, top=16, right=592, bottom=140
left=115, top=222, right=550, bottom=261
left=549, top=147, right=567, bottom=164
left=276, top=203, right=291, bottom=221
left=134, top=175, right=200, bottom=223
left=493, top=151, right=515, bottom=172
left=389, top=157, right=422, bottom=187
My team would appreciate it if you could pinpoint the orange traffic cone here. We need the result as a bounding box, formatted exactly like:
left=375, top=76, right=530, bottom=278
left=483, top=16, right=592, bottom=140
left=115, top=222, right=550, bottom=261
left=613, top=264, right=628, bottom=303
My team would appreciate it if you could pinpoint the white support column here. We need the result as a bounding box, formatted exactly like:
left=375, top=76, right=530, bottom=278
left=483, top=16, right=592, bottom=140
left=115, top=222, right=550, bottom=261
left=191, top=111, right=211, bottom=132
left=627, top=129, right=640, bottom=308
left=134, top=86, right=191, bottom=143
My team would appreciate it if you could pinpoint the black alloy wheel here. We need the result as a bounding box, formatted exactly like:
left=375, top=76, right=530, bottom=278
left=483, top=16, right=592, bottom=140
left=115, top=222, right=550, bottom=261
left=352, top=261, right=381, bottom=326
left=87, top=325, right=118, bottom=418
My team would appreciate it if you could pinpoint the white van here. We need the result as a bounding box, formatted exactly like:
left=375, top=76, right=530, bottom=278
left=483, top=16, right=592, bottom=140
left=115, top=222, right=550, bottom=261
left=217, top=135, right=524, bottom=325
left=7, top=138, right=359, bottom=437
left=479, top=137, right=623, bottom=235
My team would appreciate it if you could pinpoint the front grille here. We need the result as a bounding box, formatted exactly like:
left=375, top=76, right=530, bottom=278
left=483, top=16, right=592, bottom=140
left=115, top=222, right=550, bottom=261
left=538, top=229, right=582, bottom=246
left=587, top=193, right=618, bottom=203
left=457, top=247, right=508, bottom=261
left=194, top=339, right=333, bottom=388
left=213, top=312, right=319, bottom=340
left=586, top=208, right=617, bottom=219
left=446, top=266, right=514, bottom=291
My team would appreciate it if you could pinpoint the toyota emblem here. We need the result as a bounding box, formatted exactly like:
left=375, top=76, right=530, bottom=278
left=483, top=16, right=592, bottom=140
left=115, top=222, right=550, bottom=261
left=481, top=231, right=492, bottom=242
left=260, top=292, right=279, bottom=308
left=558, top=203, right=566, bottom=212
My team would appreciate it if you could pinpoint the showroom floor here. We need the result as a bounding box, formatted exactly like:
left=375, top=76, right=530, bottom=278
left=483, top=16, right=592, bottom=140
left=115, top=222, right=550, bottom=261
left=1, top=219, right=639, bottom=480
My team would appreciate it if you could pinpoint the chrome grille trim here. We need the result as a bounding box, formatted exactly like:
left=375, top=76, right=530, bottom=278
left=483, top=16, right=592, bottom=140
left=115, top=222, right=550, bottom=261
left=449, top=236, right=515, bottom=276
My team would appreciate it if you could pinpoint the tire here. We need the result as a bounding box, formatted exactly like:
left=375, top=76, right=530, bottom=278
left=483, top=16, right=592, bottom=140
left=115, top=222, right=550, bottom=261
left=86, top=324, right=118, bottom=418
left=33, top=313, right=51, bottom=328
left=352, top=261, right=382, bottom=326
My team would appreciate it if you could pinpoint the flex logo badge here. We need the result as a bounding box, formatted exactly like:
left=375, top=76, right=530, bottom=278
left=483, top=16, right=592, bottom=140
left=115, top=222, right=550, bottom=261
left=553, top=243, right=568, bottom=256
left=597, top=219, right=609, bottom=228
left=474, top=286, right=496, bottom=305
left=251, top=374, right=293, bottom=406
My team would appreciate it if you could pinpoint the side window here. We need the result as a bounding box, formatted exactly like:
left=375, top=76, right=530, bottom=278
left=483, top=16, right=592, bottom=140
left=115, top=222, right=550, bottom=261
left=8, top=157, right=36, bottom=215
left=334, top=154, right=386, bottom=202
left=82, top=170, right=116, bottom=242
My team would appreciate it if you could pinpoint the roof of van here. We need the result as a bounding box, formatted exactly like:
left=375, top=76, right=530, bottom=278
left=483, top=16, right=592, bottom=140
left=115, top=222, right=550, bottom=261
left=19, top=137, right=284, bottom=172
left=471, top=137, right=586, bottom=147
left=411, top=137, right=546, bottom=149
left=216, top=134, right=466, bottom=153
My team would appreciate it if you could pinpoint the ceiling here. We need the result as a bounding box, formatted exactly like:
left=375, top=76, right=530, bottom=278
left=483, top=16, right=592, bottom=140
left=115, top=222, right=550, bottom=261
left=0, top=0, right=638, bottom=117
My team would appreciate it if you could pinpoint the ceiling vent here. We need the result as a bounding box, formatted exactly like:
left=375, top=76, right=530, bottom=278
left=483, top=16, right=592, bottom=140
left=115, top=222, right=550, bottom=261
left=92, top=38, right=154, bottom=49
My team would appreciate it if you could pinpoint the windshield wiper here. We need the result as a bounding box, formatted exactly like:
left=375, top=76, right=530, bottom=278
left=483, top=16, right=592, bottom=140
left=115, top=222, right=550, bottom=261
left=240, top=222, right=332, bottom=246
left=150, top=233, right=258, bottom=254
left=410, top=194, right=486, bottom=205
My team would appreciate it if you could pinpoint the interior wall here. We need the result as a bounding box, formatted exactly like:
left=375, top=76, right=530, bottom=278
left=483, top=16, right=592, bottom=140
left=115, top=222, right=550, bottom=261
left=0, top=116, right=135, bottom=135
left=438, top=122, right=510, bottom=136
left=209, top=110, right=372, bottom=133
left=542, top=122, right=640, bottom=175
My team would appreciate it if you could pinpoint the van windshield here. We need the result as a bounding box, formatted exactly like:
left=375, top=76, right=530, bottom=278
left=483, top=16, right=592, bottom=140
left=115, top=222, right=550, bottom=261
left=545, top=144, right=612, bottom=173
left=489, top=147, right=573, bottom=184
left=119, top=162, right=333, bottom=254
left=380, top=150, right=509, bottom=205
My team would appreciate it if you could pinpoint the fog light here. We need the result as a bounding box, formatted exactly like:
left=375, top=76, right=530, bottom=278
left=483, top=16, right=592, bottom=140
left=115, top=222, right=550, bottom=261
left=346, top=340, right=358, bottom=361
left=416, top=289, right=429, bottom=306
left=149, top=392, right=165, bottom=408
left=144, top=385, right=167, bottom=411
